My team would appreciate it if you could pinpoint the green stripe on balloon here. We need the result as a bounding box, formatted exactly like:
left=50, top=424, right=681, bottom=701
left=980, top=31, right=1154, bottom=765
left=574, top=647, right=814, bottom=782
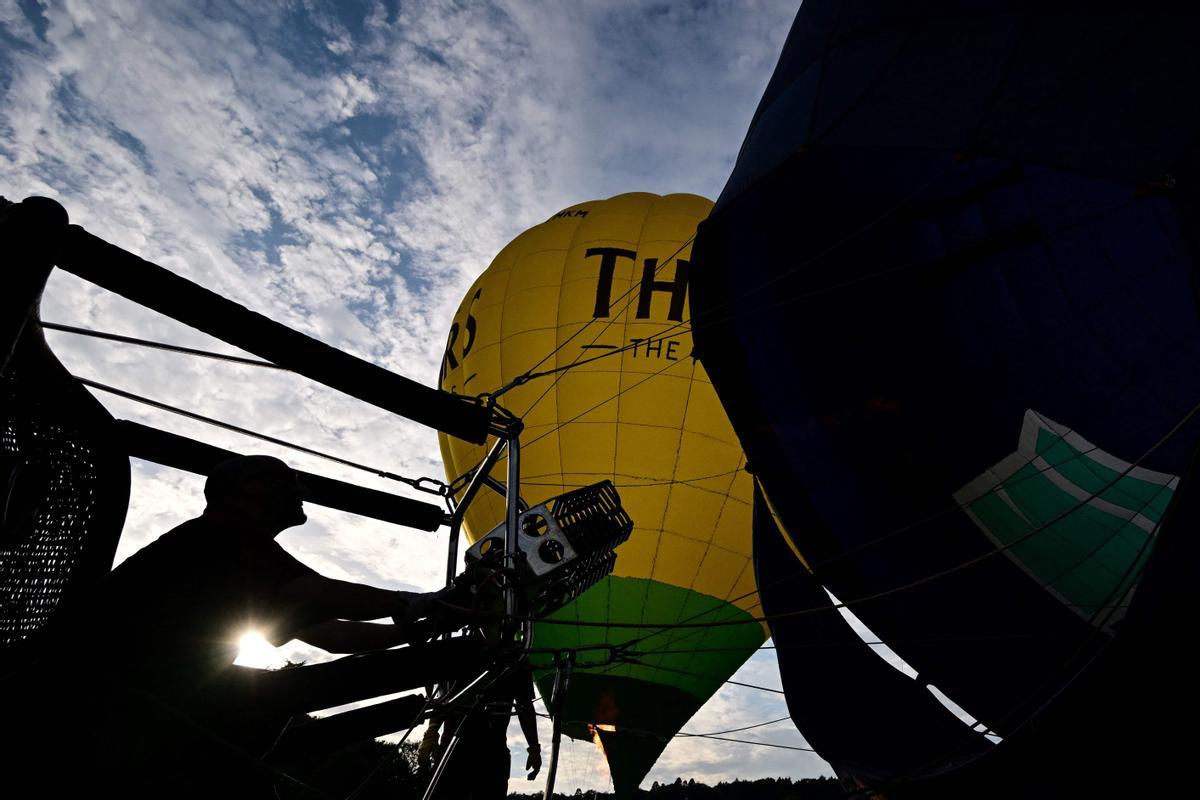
left=530, top=576, right=764, bottom=794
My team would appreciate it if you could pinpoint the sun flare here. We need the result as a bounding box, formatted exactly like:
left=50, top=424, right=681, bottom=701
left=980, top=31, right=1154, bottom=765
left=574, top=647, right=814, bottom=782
left=234, top=630, right=285, bottom=669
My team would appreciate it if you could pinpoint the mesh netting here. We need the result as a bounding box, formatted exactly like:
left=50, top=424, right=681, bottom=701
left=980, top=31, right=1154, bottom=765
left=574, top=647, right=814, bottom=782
left=0, top=332, right=129, bottom=658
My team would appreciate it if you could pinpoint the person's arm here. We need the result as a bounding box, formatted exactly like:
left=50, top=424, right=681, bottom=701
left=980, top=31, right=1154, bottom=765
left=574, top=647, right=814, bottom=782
left=277, top=573, right=421, bottom=621
left=417, top=716, right=443, bottom=771
left=283, top=618, right=411, bottom=653
left=517, top=696, right=541, bottom=779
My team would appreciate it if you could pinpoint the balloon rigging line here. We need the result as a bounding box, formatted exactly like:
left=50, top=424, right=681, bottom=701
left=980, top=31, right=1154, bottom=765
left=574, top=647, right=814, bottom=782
left=445, top=260, right=1156, bottom=650
left=122, top=684, right=336, bottom=799
left=965, top=506, right=1165, bottom=755
left=1034, top=475, right=1169, bottom=629
left=612, top=402, right=1197, bottom=787
left=683, top=716, right=794, bottom=738
left=619, top=593, right=763, bottom=668
left=446, top=342, right=695, bottom=492
left=1088, top=517, right=1159, bottom=632
left=532, top=711, right=814, bottom=753
left=75, top=375, right=450, bottom=496
left=490, top=232, right=697, bottom=399
left=530, top=701, right=792, bottom=737
left=42, top=321, right=287, bottom=369
left=513, top=390, right=1200, bottom=633
left=456, top=254, right=704, bottom=495
left=455, top=156, right=1148, bottom=505
left=619, top=405, right=1184, bottom=651
left=481, top=177, right=1146, bottom=422
left=342, top=692, right=433, bottom=800
left=974, top=568, right=1142, bottom=751
left=628, top=491, right=1161, bottom=762
left=476, top=176, right=1146, bottom=420
left=493, top=319, right=697, bottom=395
left=517, top=466, right=744, bottom=489
left=35, top=317, right=698, bottom=497
left=680, top=733, right=815, bottom=752
left=599, top=654, right=786, bottom=695
left=444, top=393, right=1180, bottom=652
left=859, top=456, right=1164, bottom=790
left=876, top=537, right=1151, bottom=797
left=626, top=630, right=1067, bottom=659
left=443, top=316, right=698, bottom=491
left=520, top=354, right=700, bottom=453
left=476, top=226, right=703, bottom=470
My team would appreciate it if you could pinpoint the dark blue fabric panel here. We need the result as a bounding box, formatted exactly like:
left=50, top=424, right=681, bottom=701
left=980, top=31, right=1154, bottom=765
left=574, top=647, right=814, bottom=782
left=695, top=0, right=1200, bottom=783
left=718, top=3, right=1200, bottom=216
left=722, top=56, right=821, bottom=201
left=823, top=14, right=1021, bottom=150
left=752, top=486, right=991, bottom=785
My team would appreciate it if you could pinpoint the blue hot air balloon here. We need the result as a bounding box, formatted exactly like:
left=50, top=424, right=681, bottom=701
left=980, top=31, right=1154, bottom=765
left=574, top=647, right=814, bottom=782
left=690, top=2, right=1200, bottom=796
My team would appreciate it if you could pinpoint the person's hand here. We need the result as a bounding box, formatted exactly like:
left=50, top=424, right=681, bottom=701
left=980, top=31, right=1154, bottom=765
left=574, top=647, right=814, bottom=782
left=391, top=590, right=427, bottom=623
left=399, top=617, right=436, bottom=644
left=417, top=721, right=441, bottom=772
left=526, top=745, right=542, bottom=779
left=394, top=583, right=497, bottom=634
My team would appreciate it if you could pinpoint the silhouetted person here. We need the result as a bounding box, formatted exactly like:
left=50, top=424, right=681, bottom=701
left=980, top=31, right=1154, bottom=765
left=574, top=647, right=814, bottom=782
left=89, top=456, right=425, bottom=687
left=421, top=664, right=541, bottom=798
left=31, top=455, right=484, bottom=798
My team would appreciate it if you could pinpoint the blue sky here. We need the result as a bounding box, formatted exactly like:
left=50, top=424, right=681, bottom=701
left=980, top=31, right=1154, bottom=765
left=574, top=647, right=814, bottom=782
left=0, top=0, right=844, bottom=791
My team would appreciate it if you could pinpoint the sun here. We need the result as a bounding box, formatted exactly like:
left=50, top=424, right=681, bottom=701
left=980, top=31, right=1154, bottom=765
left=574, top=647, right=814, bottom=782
left=233, top=630, right=286, bottom=669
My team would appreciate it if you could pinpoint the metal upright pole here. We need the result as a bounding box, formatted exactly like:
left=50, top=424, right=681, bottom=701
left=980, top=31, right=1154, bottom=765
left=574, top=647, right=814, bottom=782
left=1, top=197, right=67, bottom=373
left=542, top=653, right=575, bottom=800
left=504, top=431, right=522, bottom=637
left=445, top=436, right=509, bottom=586
left=420, top=711, right=470, bottom=800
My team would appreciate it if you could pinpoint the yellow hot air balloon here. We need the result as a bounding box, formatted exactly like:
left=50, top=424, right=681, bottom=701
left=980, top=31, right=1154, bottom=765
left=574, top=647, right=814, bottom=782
left=438, top=192, right=764, bottom=794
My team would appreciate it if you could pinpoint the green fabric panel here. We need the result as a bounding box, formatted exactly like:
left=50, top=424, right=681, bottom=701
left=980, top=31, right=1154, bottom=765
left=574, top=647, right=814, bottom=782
left=1035, top=429, right=1171, bottom=520
left=529, top=575, right=763, bottom=700
left=528, top=576, right=764, bottom=794
left=965, top=434, right=1169, bottom=618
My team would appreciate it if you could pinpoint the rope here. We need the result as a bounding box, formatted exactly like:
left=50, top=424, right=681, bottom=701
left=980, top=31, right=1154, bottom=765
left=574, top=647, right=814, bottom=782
left=492, top=320, right=697, bottom=395
left=516, top=466, right=743, bottom=489
left=119, top=684, right=336, bottom=799
left=457, top=391, right=1200, bottom=636
left=42, top=321, right=286, bottom=369
left=626, top=631, right=1062, bottom=659
left=532, top=710, right=811, bottom=752
left=599, top=655, right=786, bottom=696
left=616, top=399, right=1195, bottom=652
left=488, top=234, right=697, bottom=400
left=683, top=716, right=793, bottom=737
left=679, top=733, right=814, bottom=752
left=444, top=341, right=693, bottom=496
left=75, top=375, right=452, bottom=496
left=342, top=693, right=433, bottom=800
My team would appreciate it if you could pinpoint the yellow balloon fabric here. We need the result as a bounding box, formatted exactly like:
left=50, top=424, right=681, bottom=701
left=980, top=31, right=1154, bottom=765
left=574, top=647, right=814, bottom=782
left=438, top=192, right=765, bottom=794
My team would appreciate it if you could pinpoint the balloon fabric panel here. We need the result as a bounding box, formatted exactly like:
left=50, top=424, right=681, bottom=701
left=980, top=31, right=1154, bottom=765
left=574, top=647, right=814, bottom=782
left=438, top=193, right=765, bottom=794
left=690, top=1, right=1200, bottom=789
